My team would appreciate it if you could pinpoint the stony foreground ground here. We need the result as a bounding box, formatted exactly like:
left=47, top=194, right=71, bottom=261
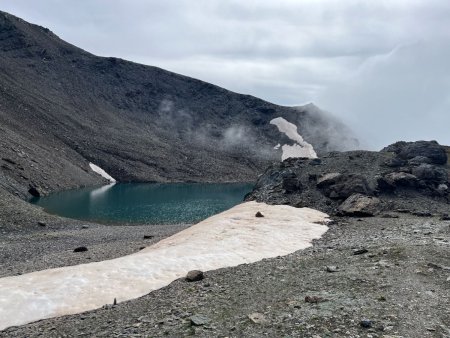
left=1, top=208, right=449, bottom=338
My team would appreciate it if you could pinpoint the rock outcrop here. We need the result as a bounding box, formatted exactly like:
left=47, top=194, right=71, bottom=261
left=247, top=141, right=450, bottom=216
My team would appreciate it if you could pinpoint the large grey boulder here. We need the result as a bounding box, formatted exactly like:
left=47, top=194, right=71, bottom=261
left=317, top=173, right=373, bottom=200
left=338, top=193, right=381, bottom=216
left=378, top=172, right=419, bottom=190
left=382, top=141, right=447, bottom=165
left=412, top=164, right=448, bottom=184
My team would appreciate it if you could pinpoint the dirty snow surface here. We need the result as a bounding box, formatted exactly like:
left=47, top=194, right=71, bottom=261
left=0, top=201, right=329, bottom=330
left=270, top=117, right=317, bottom=160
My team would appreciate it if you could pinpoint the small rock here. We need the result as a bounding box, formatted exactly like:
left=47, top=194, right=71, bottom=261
left=248, top=312, right=267, bottom=324
left=381, top=214, right=399, bottom=219
left=396, top=208, right=410, bottom=213
left=326, top=266, right=338, bottom=273
left=38, top=221, right=46, bottom=227
left=412, top=211, right=432, bottom=217
left=81, top=225, right=90, bottom=229
left=73, top=246, right=88, bottom=253
left=186, top=270, right=204, bottom=282
left=143, top=235, right=154, bottom=239
left=360, top=319, right=373, bottom=328
left=255, top=211, right=264, bottom=218
left=427, top=262, right=450, bottom=271
left=189, top=314, right=210, bottom=326
left=353, top=248, right=369, bottom=255
left=305, top=295, right=326, bottom=303
left=440, top=214, right=450, bottom=221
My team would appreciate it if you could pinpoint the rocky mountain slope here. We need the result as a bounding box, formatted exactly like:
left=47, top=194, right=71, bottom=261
left=0, top=11, right=357, bottom=199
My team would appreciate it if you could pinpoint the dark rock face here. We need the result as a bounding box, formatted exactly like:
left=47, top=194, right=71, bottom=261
left=382, top=140, right=448, bottom=165
left=247, top=141, right=449, bottom=216
left=28, top=185, right=41, bottom=197
left=281, top=172, right=302, bottom=194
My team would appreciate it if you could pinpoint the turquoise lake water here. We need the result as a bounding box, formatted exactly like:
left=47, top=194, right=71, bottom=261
left=30, top=183, right=253, bottom=224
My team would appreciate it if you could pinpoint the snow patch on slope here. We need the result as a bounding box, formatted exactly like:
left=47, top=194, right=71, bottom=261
left=0, top=202, right=329, bottom=330
left=270, top=117, right=317, bottom=160
left=89, top=163, right=116, bottom=183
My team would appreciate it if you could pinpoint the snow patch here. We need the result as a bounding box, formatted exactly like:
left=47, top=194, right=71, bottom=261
left=89, top=163, right=116, bottom=183
left=0, top=201, right=329, bottom=330
left=270, top=117, right=317, bottom=160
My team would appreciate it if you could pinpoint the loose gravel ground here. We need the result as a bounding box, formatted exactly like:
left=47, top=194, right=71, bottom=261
left=1, top=209, right=449, bottom=338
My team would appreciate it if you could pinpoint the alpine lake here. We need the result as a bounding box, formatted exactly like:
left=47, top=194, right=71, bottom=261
left=30, top=183, right=254, bottom=224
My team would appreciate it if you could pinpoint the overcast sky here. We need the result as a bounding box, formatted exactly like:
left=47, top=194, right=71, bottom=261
left=2, top=0, right=450, bottom=149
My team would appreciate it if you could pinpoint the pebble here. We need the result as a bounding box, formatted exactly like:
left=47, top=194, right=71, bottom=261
left=353, top=248, right=369, bottom=255
left=305, top=295, right=326, bottom=303
left=189, top=314, right=210, bottom=326
left=255, top=211, right=264, bottom=218
left=326, top=266, right=338, bottom=273
left=38, top=221, right=46, bottom=227
left=248, top=312, right=267, bottom=324
left=73, top=246, right=88, bottom=253
left=360, top=319, right=373, bottom=328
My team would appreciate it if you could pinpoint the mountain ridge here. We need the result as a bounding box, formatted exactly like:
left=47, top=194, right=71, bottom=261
left=0, top=10, right=358, bottom=198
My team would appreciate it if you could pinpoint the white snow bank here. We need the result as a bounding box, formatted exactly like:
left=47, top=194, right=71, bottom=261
left=270, top=117, right=317, bottom=160
left=0, top=201, right=329, bottom=330
left=89, top=162, right=116, bottom=183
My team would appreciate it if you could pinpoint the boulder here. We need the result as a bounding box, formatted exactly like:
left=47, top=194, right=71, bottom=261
left=338, top=194, right=381, bottom=216
left=378, top=172, right=418, bottom=191
left=383, top=140, right=447, bottom=165
left=318, top=174, right=372, bottom=200
left=317, top=173, right=342, bottom=187
left=411, top=164, right=448, bottom=184
left=408, top=156, right=431, bottom=166
left=384, top=157, right=407, bottom=168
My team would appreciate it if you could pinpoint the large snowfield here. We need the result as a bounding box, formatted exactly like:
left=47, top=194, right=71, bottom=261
left=0, top=201, right=329, bottom=330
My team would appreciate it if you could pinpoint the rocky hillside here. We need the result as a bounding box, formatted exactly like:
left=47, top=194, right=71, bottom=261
left=247, top=140, right=450, bottom=216
left=0, top=11, right=358, bottom=198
